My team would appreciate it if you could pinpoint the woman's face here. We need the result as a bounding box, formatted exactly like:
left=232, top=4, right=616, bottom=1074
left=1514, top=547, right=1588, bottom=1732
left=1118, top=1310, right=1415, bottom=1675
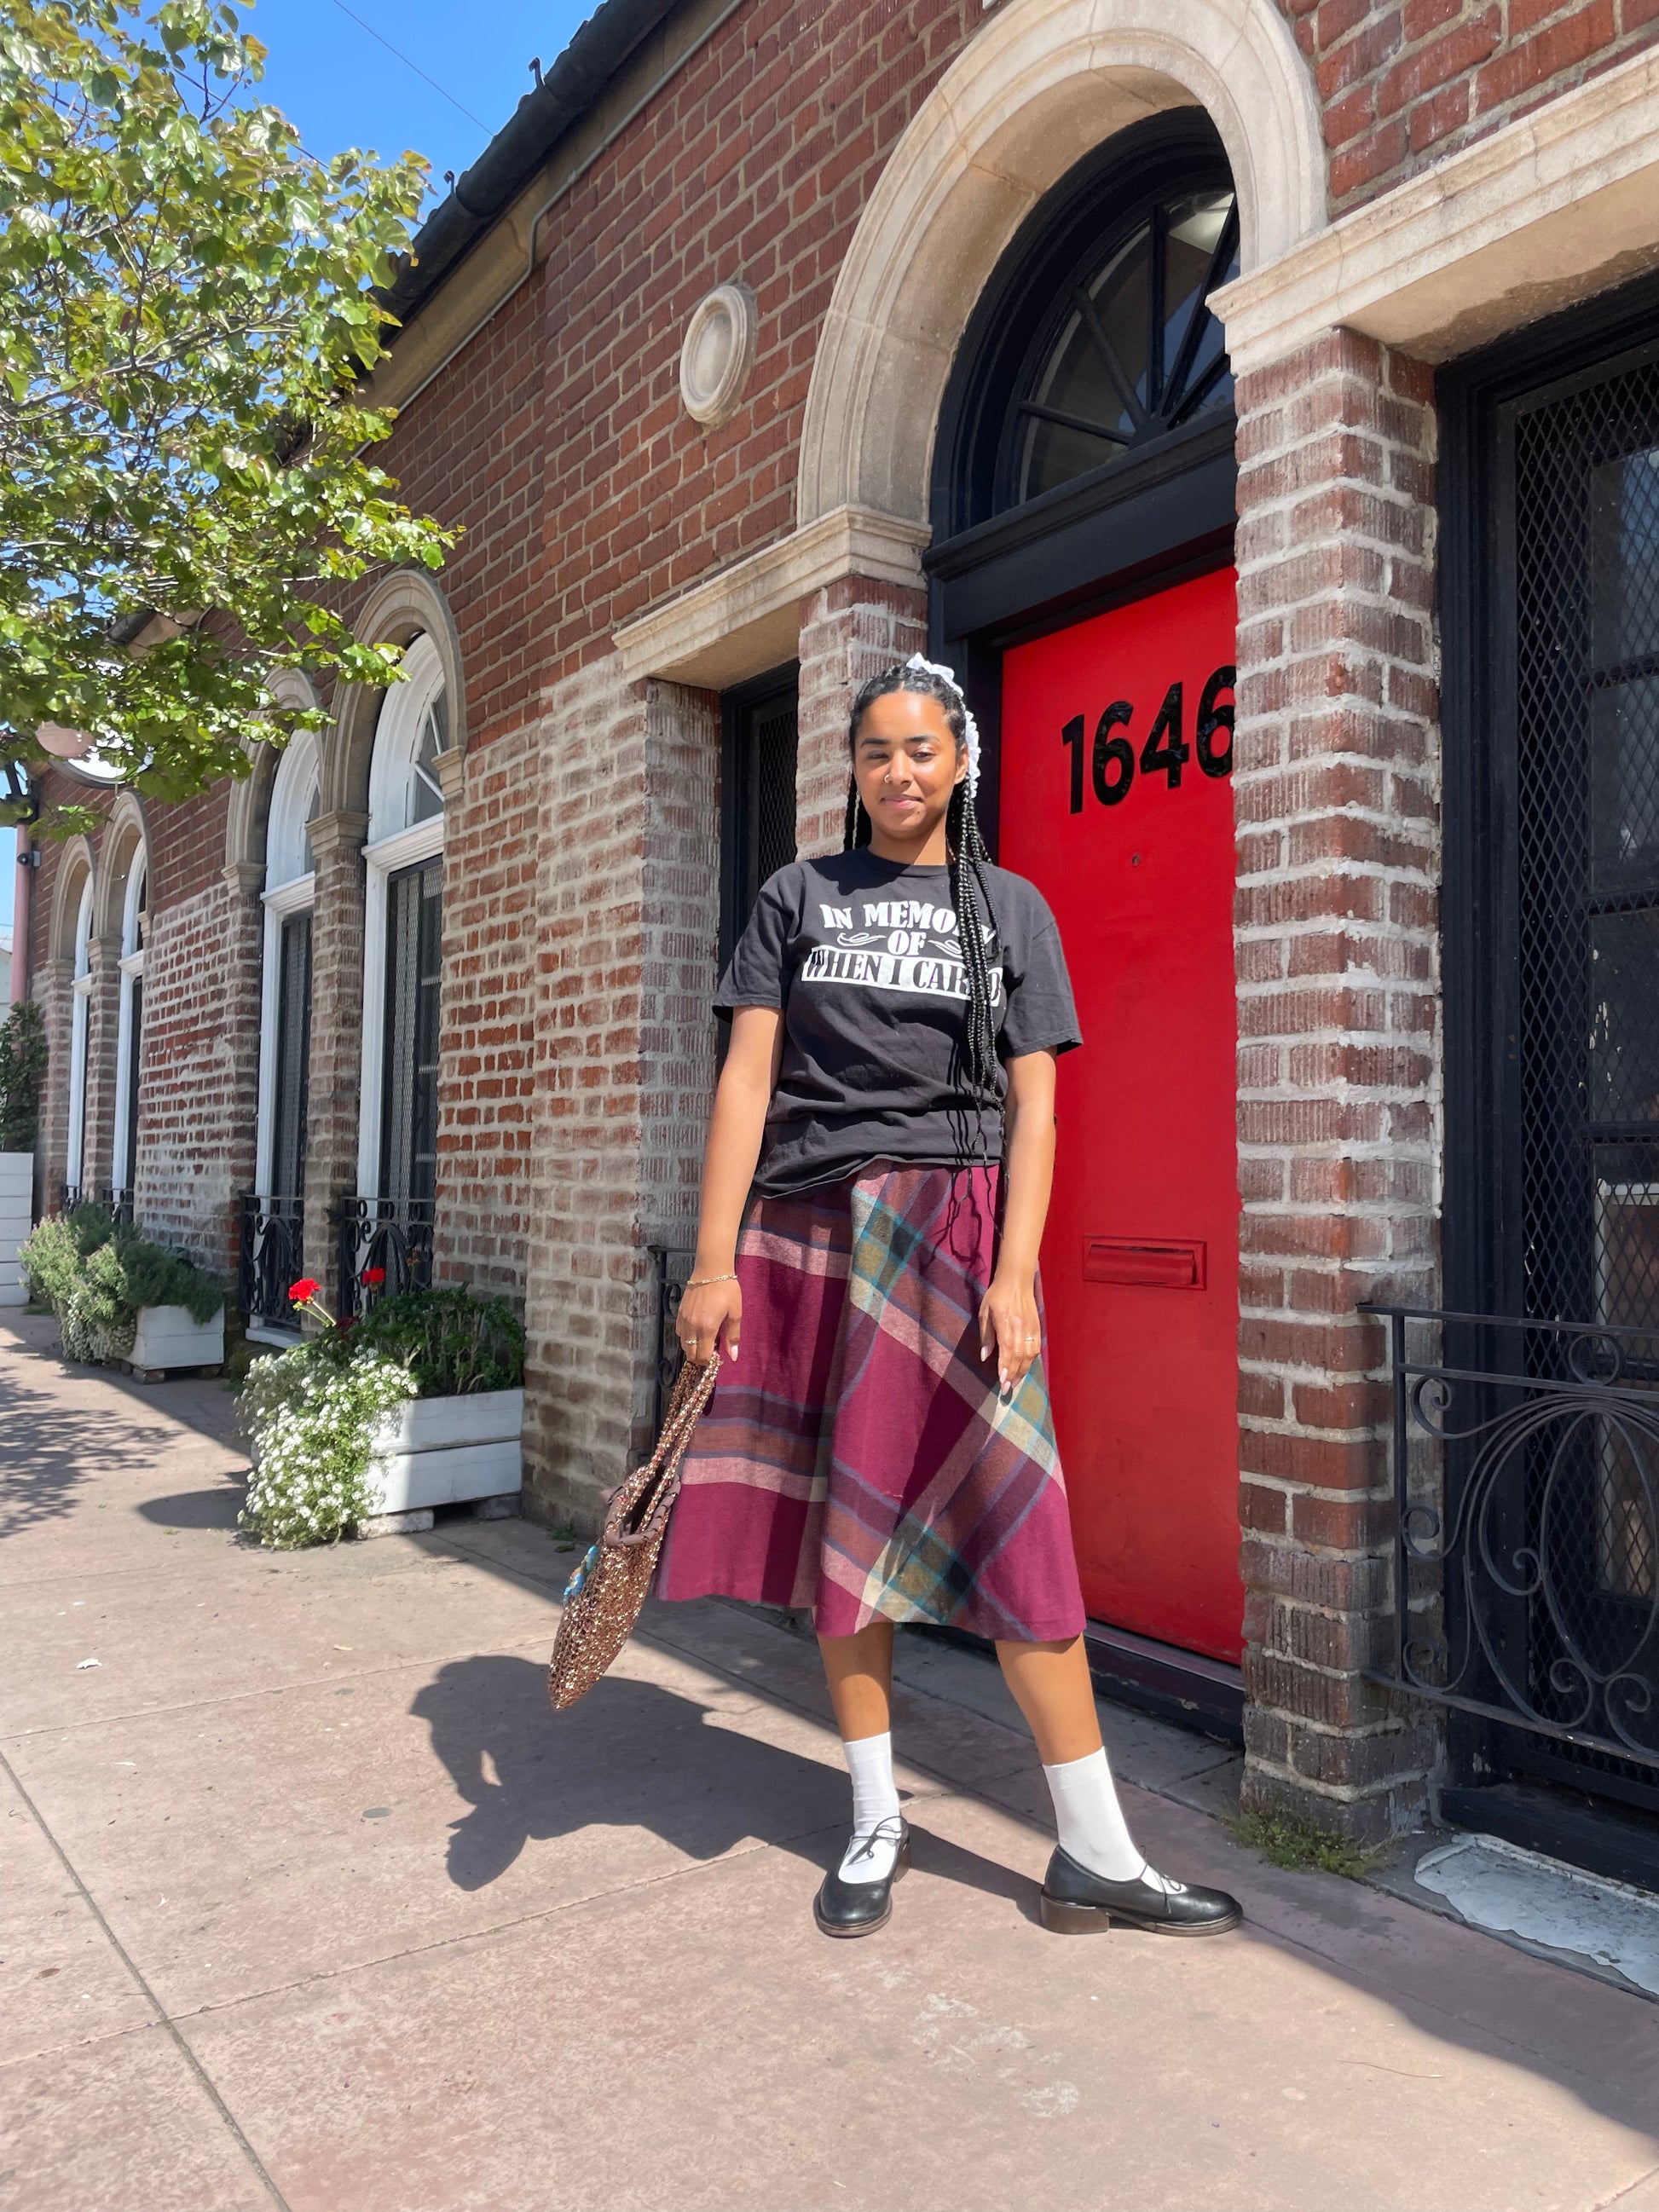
left=851, top=690, right=966, bottom=852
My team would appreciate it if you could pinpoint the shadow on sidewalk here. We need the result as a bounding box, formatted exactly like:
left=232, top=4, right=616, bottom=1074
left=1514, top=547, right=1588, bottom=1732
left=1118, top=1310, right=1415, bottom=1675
left=0, top=1366, right=180, bottom=1537
left=411, top=1653, right=1035, bottom=1915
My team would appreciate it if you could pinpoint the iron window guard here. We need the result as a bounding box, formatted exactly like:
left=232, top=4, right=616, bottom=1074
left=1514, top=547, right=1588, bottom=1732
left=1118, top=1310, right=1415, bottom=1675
left=1363, top=1302, right=1659, bottom=1773
left=649, top=1245, right=694, bottom=1435
left=336, top=1194, right=434, bottom=1320
left=238, top=1193, right=304, bottom=1331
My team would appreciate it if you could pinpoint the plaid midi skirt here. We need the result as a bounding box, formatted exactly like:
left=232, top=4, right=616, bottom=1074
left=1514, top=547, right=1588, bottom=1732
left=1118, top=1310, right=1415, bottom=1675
left=655, top=1163, right=1086, bottom=1643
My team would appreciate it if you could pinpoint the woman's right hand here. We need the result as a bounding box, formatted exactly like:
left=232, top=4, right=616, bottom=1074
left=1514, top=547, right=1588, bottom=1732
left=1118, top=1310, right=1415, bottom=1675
left=677, top=1274, right=743, bottom=1366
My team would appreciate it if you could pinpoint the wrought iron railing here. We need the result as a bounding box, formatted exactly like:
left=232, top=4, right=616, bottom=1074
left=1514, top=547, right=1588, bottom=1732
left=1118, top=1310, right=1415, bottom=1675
left=57, top=1184, right=131, bottom=1223
left=1366, top=1304, right=1659, bottom=1775
left=336, top=1194, right=433, bottom=1320
left=238, top=1193, right=304, bottom=1331
left=649, top=1245, right=694, bottom=1434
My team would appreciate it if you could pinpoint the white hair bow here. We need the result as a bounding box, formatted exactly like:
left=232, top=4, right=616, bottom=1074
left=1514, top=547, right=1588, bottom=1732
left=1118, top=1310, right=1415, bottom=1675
left=905, top=651, right=980, bottom=799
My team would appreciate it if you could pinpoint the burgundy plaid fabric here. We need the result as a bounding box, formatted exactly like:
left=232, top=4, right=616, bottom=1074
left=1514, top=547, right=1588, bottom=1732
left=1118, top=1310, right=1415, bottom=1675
left=656, top=1164, right=1086, bottom=1642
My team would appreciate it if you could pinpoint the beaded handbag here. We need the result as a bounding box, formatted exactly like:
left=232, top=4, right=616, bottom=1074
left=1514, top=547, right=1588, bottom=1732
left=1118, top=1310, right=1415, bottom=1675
left=547, top=1354, right=722, bottom=1711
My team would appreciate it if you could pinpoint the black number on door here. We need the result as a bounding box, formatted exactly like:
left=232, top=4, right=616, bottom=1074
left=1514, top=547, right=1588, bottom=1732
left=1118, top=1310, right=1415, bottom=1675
left=1059, top=664, right=1233, bottom=811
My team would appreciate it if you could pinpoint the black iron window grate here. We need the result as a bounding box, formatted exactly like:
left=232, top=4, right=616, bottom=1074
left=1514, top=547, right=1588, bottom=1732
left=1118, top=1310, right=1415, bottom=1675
left=720, top=673, right=798, bottom=967
left=1367, top=1307, right=1659, bottom=1779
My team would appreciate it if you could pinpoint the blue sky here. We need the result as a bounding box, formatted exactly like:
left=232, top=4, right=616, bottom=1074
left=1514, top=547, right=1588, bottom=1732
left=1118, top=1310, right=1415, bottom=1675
left=246, top=0, right=596, bottom=195
left=3, top=6, right=598, bottom=944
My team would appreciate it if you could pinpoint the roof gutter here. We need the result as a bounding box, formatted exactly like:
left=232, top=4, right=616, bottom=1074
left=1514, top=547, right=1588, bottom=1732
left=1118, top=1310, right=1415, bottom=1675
left=380, top=0, right=690, bottom=333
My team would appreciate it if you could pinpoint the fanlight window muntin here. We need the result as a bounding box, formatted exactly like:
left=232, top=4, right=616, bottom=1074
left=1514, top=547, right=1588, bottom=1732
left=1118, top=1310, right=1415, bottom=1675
left=367, top=633, right=448, bottom=846
left=1001, top=183, right=1240, bottom=511
left=266, top=730, right=321, bottom=890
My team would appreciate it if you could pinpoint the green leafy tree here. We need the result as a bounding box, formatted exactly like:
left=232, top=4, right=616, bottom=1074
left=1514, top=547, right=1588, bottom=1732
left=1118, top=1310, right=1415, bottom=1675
left=0, top=996, right=47, bottom=1148
left=0, top=0, right=454, bottom=829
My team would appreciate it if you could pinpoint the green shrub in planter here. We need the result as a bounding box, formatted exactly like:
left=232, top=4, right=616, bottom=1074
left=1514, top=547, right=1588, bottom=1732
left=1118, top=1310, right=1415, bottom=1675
left=350, top=1285, right=524, bottom=1396
left=236, top=1285, right=524, bottom=1547
left=21, top=1205, right=223, bottom=1365
left=19, top=1202, right=113, bottom=1314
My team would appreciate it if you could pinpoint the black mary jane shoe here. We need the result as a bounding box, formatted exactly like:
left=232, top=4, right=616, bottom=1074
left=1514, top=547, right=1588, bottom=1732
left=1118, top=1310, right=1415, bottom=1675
left=813, top=1819, right=911, bottom=1938
left=1038, top=1846, right=1242, bottom=1937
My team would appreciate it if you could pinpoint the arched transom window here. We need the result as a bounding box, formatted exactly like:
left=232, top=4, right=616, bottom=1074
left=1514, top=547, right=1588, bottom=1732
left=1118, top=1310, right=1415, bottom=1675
left=933, top=117, right=1242, bottom=537
left=367, top=633, right=448, bottom=844
left=1010, top=186, right=1239, bottom=506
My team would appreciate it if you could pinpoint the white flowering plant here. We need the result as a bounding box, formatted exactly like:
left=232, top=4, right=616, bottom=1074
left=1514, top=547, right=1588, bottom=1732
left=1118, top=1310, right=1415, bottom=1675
left=237, top=1279, right=413, bottom=1548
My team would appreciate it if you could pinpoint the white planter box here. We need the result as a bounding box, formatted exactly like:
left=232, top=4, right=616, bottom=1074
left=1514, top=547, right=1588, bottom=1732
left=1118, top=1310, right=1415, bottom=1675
left=130, top=1303, right=225, bottom=1372
left=366, top=1386, right=523, bottom=1512
left=0, top=1151, right=32, bottom=1309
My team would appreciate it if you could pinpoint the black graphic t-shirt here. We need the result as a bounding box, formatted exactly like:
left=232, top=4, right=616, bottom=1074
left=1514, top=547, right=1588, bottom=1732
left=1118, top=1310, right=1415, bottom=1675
left=717, top=850, right=1082, bottom=1197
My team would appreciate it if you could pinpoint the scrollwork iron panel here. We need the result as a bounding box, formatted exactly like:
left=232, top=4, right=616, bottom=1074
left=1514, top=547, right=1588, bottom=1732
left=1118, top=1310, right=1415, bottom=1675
left=238, top=1193, right=304, bottom=1331
left=1367, top=1304, right=1659, bottom=1776
left=336, top=1194, right=434, bottom=1320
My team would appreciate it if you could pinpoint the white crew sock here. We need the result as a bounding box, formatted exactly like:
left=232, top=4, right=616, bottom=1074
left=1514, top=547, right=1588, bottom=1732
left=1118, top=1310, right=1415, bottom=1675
left=1043, top=1747, right=1164, bottom=1885
left=839, top=1730, right=903, bottom=1885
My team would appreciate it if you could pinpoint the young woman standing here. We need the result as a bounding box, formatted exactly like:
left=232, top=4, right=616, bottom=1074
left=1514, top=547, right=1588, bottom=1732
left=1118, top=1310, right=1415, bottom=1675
left=657, top=658, right=1240, bottom=1943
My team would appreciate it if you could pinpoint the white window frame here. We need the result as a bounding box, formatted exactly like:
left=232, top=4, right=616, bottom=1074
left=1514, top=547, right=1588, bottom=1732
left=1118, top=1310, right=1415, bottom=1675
left=255, top=735, right=321, bottom=1197
left=356, top=817, right=444, bottom=1196
left=357, top=637, right=447, bottom=1198
left=256, top=874, right=317, bottom=1195
left=109, top=857, right=147, bottom=1193
left=65, top=876, right=94, bottom=1191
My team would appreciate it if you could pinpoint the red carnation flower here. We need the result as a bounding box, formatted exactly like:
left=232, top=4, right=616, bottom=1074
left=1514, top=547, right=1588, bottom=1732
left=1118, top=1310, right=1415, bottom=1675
left=288, top=1278, right=321, bottom=1305
left=362, top=1266, right=387, bottom=1287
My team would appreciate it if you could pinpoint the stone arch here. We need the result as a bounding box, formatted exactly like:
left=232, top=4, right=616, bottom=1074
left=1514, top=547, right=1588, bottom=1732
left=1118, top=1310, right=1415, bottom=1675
left=224, top=668, right=321, bottom=880
left=95, top=792, right=152, bottom=944
left=796, top=0, right=1326, bottom=528
left=49, top=836, right=96, bottom=966
left=323, top=570, right=466, bottom=821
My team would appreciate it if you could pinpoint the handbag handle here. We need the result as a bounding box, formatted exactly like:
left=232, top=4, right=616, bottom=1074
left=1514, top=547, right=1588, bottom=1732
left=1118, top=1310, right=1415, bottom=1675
left=606, top=1354, right=721, bottom=1550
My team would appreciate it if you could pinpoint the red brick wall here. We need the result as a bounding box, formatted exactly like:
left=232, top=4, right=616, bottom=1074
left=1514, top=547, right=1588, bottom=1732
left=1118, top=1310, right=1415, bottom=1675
left=370, top=0, right=980, bottom=727
left=1279, top=0, right=1659, bottom=210
left=1231, top=330, right=1443, bottom=1839
left=135, top=875, right=262, bottom=1276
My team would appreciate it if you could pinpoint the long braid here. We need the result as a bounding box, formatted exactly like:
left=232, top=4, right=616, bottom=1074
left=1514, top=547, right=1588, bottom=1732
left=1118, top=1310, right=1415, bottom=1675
left=844, top=661, right=1001, bottom=1112
left=946, top=782, right=1000, bottom=1100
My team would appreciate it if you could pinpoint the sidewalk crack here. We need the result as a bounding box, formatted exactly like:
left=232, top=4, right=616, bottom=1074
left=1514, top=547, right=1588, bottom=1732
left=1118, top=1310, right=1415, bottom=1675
left=0, top=1743, right=293, bottom=2210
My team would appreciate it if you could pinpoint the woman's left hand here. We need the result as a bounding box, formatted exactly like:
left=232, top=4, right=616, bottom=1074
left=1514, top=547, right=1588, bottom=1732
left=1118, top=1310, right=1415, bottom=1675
left=979, top=1269, right=1041, bottom=1395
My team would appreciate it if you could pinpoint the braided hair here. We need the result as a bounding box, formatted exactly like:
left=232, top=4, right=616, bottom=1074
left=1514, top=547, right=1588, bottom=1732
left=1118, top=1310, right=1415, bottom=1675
left=844, top=661, right=1001, bottom=1106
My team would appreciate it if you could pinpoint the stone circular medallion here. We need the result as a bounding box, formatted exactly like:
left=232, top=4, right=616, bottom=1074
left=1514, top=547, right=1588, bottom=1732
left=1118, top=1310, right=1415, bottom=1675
left=679, top=282, right=758, bottom=429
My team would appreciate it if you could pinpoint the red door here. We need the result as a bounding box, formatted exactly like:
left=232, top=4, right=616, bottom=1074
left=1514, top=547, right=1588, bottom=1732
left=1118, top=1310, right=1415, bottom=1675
left=999, top=568, right=1243, bottom=1662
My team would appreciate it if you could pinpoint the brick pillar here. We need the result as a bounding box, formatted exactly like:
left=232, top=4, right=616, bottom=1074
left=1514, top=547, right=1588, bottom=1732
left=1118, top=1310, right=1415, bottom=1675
left=525, top=657, right=650, bottom=1528
left=79, top=931, right=122, bottom=1196
left=1231, top=331, right=1444, bottom=1843
left=795, top=575, right=928, bottom=856
left=634, top=679, right=720, bottom=1453
left=36, top=956, right=72, bottom=1206
left=132, top=869, right=264, bottom=1275
left=305, top=808, right=368, bottom=1311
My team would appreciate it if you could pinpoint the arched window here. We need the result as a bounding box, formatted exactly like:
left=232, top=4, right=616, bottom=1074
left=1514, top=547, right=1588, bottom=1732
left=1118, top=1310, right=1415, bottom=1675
left=65, top=875, right=94, bottom=1199
left=356, top=636, right=448, bottom=1293
left=109, top=851, right=147, bottom=1201
left=367, top=633, right=447, bottom=843
left=255, top=734, right=320, bottom=1275
left=1009, top=186, right=1238, bottom=506
left=933, top=115, right=1240, bottom=535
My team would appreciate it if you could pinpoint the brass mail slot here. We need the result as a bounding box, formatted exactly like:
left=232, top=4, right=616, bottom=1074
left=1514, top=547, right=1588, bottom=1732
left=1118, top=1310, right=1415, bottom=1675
left=1082, top=1236, right=1206, bottom=1290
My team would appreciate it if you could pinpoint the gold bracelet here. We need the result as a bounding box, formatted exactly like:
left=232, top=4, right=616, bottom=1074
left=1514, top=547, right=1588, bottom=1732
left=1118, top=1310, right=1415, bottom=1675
left=685, top=1271, right=738, bottom=1291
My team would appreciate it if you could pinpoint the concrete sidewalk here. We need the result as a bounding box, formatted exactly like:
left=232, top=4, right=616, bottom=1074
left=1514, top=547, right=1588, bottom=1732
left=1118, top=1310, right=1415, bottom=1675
left=3, top=1313, right=1659, bottom=2212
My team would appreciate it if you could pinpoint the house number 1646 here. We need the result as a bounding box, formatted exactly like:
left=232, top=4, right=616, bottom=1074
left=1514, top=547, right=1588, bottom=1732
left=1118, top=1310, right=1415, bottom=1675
left=1059, top=663, right=1235, bottom=813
